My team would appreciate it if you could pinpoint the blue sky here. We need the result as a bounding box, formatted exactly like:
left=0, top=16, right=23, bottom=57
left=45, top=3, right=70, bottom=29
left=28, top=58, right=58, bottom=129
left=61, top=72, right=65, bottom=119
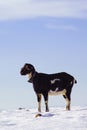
left=0, top=0, right=87, bottom=110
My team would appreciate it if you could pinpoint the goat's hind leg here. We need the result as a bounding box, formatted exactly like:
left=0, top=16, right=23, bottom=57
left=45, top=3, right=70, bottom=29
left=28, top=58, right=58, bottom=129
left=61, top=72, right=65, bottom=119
left=63, top=93, right=71, bottom=111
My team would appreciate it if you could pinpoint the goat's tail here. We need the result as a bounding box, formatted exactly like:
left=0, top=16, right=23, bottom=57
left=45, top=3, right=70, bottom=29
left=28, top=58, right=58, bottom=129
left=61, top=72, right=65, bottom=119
left=73, top=78, right=77, bottom=84
left=75, top=79, right=77, bottom=84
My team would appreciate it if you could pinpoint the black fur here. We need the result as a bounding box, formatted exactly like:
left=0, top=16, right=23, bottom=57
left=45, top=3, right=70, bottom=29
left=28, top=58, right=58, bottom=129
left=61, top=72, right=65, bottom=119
left=20, top=63, right=77, bottom=112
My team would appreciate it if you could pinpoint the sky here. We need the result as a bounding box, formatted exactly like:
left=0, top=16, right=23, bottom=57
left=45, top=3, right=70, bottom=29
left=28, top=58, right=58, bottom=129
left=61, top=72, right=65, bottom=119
left=0, top=0, right=87, bottom=110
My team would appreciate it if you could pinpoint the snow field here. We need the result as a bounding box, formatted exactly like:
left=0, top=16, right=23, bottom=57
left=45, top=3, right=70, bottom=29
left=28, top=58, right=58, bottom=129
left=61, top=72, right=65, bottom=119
left=0, top=106, right=87, bottom=130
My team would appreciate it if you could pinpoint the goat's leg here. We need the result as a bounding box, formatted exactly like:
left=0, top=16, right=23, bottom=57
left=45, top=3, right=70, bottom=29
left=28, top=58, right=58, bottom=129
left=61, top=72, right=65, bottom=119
left=45, top=100, right=49, bottom=112
left=63, top=93, right=71, bottom=111
left=66, top=97, right=71, bottom=110
left=37, top=94, right=42, bottom=112
left=43, top=92, right=49, bottom=112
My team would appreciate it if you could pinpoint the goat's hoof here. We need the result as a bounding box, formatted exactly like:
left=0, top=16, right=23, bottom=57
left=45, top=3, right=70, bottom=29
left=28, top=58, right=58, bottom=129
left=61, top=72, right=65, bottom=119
left=46, top=110, right=49, bottom=112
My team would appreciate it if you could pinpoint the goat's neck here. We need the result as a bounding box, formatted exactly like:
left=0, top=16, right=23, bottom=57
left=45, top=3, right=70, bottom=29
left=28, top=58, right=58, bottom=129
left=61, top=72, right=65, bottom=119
left=27, top=71, right=36, bottom=83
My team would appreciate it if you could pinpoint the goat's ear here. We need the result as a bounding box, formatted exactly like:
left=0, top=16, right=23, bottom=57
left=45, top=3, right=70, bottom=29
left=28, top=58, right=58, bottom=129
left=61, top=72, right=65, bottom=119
left=25, top=64, right=29, bottom=69
left=26, top=65, right=30, bottom=70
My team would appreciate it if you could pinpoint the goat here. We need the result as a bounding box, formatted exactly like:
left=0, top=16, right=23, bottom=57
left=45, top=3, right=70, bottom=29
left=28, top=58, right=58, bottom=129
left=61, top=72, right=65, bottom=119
left=20, top=63, right=77, bottom=112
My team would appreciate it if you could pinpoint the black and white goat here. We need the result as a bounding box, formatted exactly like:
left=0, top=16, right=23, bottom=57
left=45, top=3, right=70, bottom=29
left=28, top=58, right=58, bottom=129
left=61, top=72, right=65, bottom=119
left=20, top=63, right=77, bottom=112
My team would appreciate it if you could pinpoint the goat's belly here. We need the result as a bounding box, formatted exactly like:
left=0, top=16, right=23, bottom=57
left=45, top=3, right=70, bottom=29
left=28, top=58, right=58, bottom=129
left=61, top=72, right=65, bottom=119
left=48, top=89, right=66, bottom=96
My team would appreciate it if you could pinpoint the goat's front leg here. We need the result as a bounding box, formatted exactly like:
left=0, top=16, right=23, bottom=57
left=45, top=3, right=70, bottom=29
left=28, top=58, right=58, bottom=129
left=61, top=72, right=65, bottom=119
left=43, top=92, right=49, bottom=112
left=37, top=94, right=42, bottom=112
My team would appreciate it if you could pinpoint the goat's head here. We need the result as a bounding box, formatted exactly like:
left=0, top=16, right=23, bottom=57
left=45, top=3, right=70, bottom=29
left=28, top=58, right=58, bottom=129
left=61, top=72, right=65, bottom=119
left=20, top=63, right=35, bottom=76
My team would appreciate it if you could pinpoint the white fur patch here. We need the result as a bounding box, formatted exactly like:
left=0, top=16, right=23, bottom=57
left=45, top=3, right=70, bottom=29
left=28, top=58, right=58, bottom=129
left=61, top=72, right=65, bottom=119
left=48, top=89, right=66, bottom=96
left=51, top=79, right=61, bottom=84
left=27, top=73, right=32, bottom=79
left=70, top=81, right=73, bottom=85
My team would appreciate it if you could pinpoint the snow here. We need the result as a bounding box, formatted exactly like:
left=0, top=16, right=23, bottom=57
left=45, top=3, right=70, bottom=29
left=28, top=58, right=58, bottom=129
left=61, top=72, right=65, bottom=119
left=0, top=106, right=87, bottom=130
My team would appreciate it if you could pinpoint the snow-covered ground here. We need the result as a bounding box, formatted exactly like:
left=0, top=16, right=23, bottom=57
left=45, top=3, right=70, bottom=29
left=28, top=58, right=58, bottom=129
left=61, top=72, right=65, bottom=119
left=0, top=106, right=87, bottom=130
